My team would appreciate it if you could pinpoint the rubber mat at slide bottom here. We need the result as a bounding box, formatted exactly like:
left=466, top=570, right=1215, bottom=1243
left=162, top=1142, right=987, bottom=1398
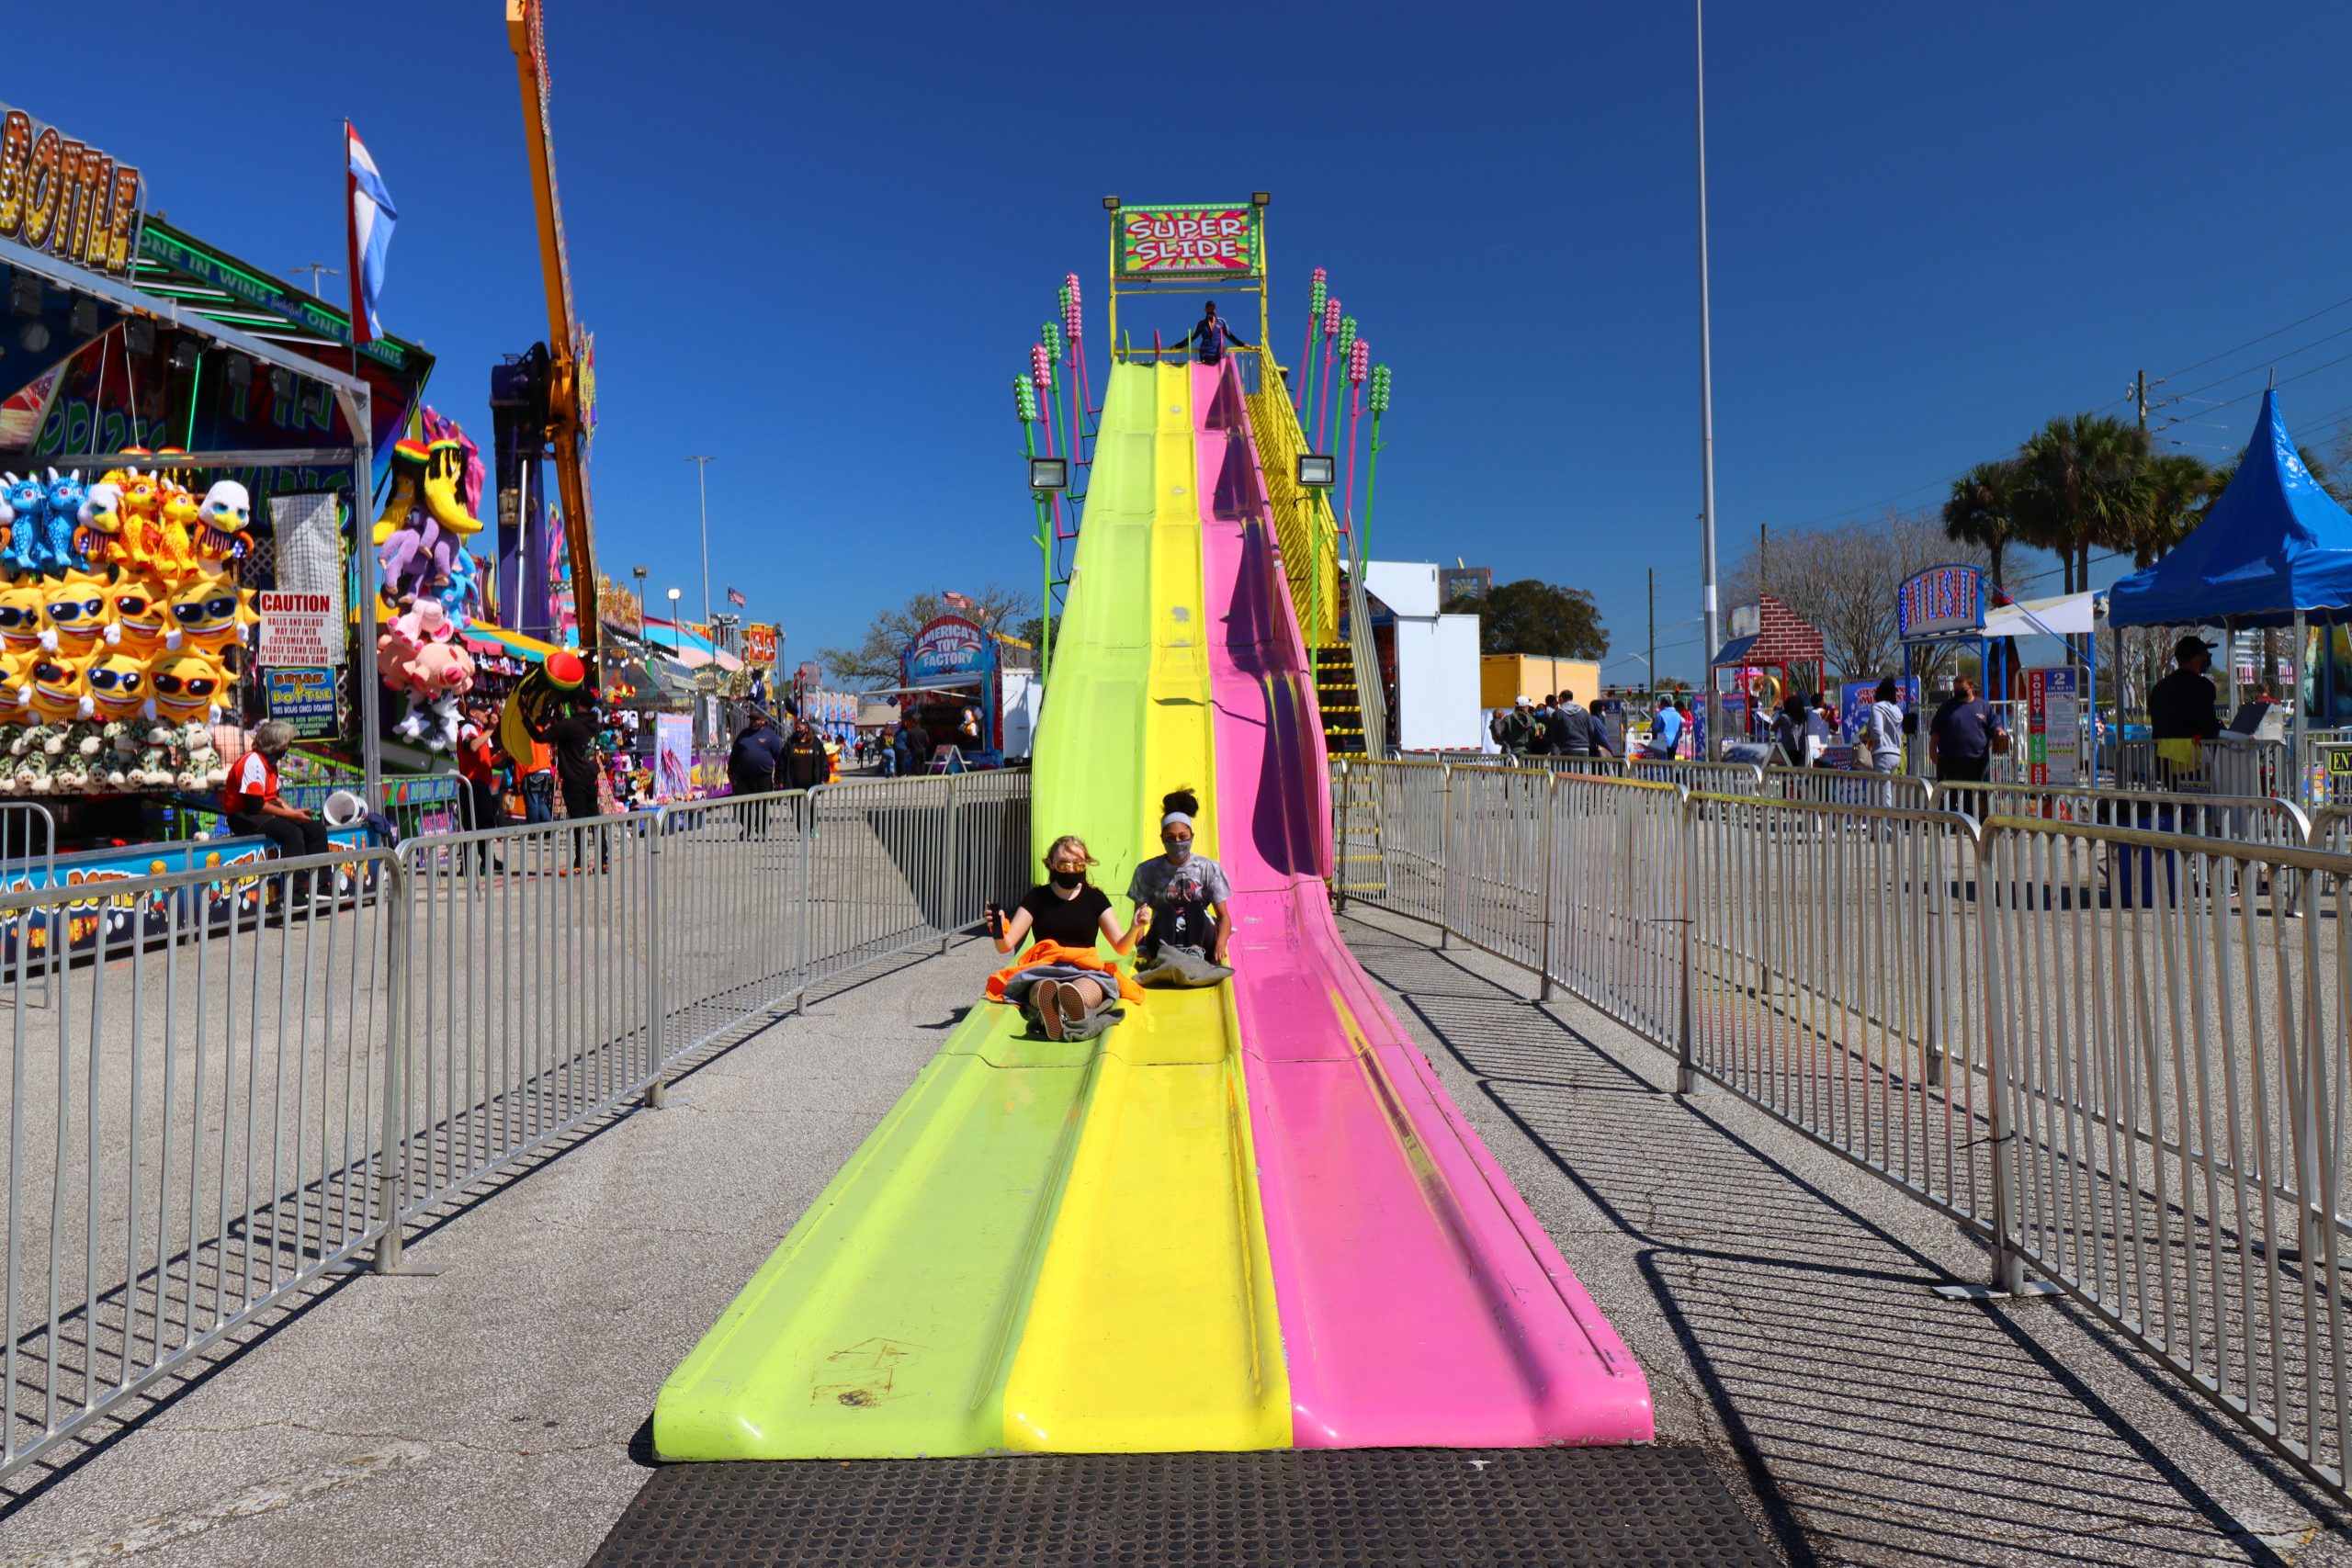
left=588, top=1447, right=1777, bottom=1567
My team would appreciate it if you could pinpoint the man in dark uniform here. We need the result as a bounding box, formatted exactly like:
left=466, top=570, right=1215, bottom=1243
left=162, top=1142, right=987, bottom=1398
left=1172, top=300, right=1253, bottom=365
left=2149, top=634, right=2222, bottom=786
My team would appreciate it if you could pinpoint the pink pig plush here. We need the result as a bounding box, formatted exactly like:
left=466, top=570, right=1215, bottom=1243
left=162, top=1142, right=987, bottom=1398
left=379, top=601, right=476, bottom=751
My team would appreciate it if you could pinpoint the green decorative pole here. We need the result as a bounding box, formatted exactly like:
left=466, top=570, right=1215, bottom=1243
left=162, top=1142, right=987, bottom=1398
left=1015, top=375, right=1052, bottom=684
left=1361, top=363, right=1391, bottom=570
left=1042, top=319, right=1069, bottom=485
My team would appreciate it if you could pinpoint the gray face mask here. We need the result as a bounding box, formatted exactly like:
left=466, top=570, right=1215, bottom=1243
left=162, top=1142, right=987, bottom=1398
left=1161, top=836, right=1192, bottom=863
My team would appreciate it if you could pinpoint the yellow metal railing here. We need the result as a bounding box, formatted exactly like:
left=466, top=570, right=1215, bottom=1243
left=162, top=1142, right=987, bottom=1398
left=1241, top=349, right=1341, bottom=648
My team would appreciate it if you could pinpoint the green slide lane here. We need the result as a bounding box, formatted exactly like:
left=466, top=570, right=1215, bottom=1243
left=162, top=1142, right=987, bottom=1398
left=1030, top=361, right=1159, bottom=882
left=650, top=363, right=1165, bottom=1460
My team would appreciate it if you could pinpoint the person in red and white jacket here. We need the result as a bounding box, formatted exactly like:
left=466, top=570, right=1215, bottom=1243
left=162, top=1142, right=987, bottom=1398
left=220, top=721, right=334, bottom=903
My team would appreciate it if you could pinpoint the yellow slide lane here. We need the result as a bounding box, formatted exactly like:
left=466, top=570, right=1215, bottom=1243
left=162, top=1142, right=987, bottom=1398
left=1001, top=363, right=1291, bottom=1452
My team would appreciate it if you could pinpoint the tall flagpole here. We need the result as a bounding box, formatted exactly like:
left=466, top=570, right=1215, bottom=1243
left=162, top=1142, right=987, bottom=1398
left=1695, top=0, right=1723, bottom=761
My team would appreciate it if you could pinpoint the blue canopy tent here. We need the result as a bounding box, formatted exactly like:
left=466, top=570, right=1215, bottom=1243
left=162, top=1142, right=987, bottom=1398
left=2108, top=389, right=2352, bottom=797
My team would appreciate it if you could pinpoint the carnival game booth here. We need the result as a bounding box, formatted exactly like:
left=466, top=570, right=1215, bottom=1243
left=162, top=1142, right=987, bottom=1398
left=875, top=615, right=1006, bottom=768
left=0, top=101, right=439, bottom=905
left=1708, top=594, right=1826, bottom=755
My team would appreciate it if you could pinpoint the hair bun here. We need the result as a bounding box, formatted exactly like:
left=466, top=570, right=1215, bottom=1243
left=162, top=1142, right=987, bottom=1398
left=1160, top=786, right=1200, bottom=818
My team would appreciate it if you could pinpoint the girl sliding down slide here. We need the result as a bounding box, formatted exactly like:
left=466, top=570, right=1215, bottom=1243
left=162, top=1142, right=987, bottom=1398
left=984, top=834, right=1143, bottom=1041
left=1126, top=788, right=1236, bottom=988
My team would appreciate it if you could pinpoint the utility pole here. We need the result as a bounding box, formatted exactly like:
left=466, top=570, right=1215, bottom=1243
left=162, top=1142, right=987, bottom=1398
left=1695, top=0, right=1723, bottom=760
left=1758, top=523, right=1768, bottom=596
left=685, top=455, right=715, bottom=633
left=1648, top=568, right=1657, bottom=696
left=2134, top=368, right=2147, bottom=432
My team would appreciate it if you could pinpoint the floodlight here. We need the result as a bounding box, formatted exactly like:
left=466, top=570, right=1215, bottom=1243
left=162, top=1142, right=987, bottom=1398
left=1296, top=454, right=1336, bottom=489
left=168, top=338, right=198, bottom=373
left=69, top=299, right=99, bottom=337
left=8, top=276, right=39, bottom=318
left=223, top=353, right=252, bottom=390
left=1030, top=457, right=1069, bottom=492
left=124, top=316, right=155, bottom=355
left=1102, top=195, right=1120, bottom=211
left=269, top=367, right=294, bottom=401
left=1251, top=191, right=1271, bottom=208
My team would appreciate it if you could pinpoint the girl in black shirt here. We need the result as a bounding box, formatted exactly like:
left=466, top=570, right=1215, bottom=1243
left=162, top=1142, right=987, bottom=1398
left=987, top=834, right=1140, bottom=1040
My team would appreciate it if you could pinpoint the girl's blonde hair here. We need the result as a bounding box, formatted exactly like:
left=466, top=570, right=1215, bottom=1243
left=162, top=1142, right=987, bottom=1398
left=1042, top=835, right=1097, bottom=879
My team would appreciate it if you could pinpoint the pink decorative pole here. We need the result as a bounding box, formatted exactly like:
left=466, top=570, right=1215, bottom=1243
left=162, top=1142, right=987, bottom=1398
left=1033, top=344, right=1068, bottom=542
left=1063, top=273, right=1091, bottom=443
left=1297, top=267, right=1327, bottom=413
left=1344, top=336, right=1369, bottom=560
left=1314, top=295, right=1340, bottom=452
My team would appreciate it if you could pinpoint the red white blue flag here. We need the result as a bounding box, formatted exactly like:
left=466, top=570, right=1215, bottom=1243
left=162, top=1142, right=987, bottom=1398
left=345, top=122, right=398, bottom=344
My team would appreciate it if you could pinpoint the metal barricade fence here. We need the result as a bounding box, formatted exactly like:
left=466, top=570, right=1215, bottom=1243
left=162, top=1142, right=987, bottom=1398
left=0, top=769, right=1032, bottom=1483
left=2316, top=807, right=2352, bottom=858
left=650, top=794, right=808, bottom=1059
left=1331, top=755, right=2352, bottom=1500
left=1629, top=757, right=1765, bottom=795
left=1337, top=759, right=1448, bottom=928
left=386, top=814, right=662, bottom=1240
left=1941, top=779, right=2309, bottom=853
left=2, top=845, right=396, bottom=1478
left=1980, top=819, right=2352, bottom=1494
left=1765, top=764, right=1933, bottom=811
left=1442, top=765, right=1551, bottom=974
left=1549, top=774, right=1685, bottom=1043
left=1683, top=795, right=1995, bottom=1224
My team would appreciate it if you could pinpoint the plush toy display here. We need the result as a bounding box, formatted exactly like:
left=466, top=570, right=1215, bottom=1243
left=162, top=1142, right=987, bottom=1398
left=75, top=482, right=127, bottom=567
left=40, top=570, right=112, bottom=660
left=192, top=479, right=252, bottom=569
left=164, top=570, right=256, bottom=658
left=1, top=474, right=47, bottom=574
left=378, top=600, right=476, bottom=753
left=39, top=471, right=87, bottom=574
left=104, top=570, right=168, bottom=659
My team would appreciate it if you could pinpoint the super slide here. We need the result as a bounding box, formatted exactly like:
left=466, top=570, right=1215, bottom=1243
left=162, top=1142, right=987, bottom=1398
left=651, top=357, right=1647, bottom=1459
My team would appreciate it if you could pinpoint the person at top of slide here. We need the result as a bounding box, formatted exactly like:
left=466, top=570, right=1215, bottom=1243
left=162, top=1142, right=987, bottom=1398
left=1127, top=788, right=1236, bottom=985
left=1173, top=300, right=1252, bottom=366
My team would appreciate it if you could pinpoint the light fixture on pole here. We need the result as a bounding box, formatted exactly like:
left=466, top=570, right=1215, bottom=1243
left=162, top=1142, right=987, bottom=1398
left=1029, top=456, right=1069, bottom=492
left=1296, top=454, right=1336, bottom=489
left=666, top=586, right=683, bottom=659
left=685, top=455, right=715, bottom=632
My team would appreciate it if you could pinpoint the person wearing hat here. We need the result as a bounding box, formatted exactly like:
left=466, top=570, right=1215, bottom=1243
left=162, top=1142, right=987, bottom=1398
left=2149, top=634, right=2222, bottom=784
left=2154, top=639, right=2220, bottom=780
left=1489, top=695, right=1537, bottom=758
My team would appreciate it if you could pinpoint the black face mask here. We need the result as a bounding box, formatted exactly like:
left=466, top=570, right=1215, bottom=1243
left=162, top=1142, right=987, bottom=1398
left=1049, top=869, right=1086, bottom=891
left=1161, top=836, right=1193, bottom=863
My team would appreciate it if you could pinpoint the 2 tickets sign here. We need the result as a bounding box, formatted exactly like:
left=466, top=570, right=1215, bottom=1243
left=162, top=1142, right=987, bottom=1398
left=1116, top=205, right=1261, bottom=276
left=0, top=102, right=145, bottom=279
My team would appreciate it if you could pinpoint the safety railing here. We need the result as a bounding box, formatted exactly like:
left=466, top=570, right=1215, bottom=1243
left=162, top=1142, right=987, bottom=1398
left=1764, top=764, right=1934, bottom=811
left=1628, top=757, right=1765, bottom=795
left=1331, top=755, right=2352, bottom=1500
left=1936, top=778, right=2309, bottom=855
left=1684, top=795, right=1994, bottom=1222
left=1241, top=349, right=1340, bottom=650
left=2, top=845, right=398, bottom=1478
left=1981, top=820, right=2352, bottom=1493
left=0, top=770, right=1027, bottom=1481
left=2115, top=736, right=2288, bottom=801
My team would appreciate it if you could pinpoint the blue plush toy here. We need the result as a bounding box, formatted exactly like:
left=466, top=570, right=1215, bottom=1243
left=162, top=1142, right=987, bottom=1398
left=0, top=474, right=45, bottom=575
left=38, top=470, right=86, bottom=573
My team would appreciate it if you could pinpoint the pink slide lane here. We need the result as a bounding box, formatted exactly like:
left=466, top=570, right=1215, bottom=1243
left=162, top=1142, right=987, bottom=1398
left=1189, top=361, right=1652, bottom=1449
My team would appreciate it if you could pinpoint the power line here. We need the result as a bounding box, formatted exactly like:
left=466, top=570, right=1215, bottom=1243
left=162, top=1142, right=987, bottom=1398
left=2153, top=318, right=2352, bottom=408
left=2149, top=292, right=2352, bottom=381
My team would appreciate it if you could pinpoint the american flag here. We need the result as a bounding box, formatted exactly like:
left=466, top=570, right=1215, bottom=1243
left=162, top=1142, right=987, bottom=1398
left=726, top=585, right=747, bottom=607
left=943, top=590, right=977, bottom=613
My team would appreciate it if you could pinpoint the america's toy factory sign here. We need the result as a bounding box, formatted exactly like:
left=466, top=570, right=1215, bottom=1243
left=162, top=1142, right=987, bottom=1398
left=0, top=102, right=146, bottom=279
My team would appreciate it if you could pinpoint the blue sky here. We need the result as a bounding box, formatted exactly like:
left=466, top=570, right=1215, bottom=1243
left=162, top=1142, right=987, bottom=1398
left=33, top=0, right=2352, bottom=682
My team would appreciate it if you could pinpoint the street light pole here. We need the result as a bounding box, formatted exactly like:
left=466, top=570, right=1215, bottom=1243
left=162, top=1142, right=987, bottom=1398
left=1695, top=0, right=1724, bottom=758
left=685, top=455, right=715, bottom=633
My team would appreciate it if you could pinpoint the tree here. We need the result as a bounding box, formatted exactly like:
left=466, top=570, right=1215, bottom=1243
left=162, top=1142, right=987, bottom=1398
left=818, top=584, right=1037, bottom=687
left=1445, top=579, right=1608, bottom=659
left=1724, top=511, right=1981, bottom=681
left=2015, top=412, right=2152, bottom=594
left=2134, top=451, right=2215, bottom=566
left=1941, top=459, right=2027, bottom=593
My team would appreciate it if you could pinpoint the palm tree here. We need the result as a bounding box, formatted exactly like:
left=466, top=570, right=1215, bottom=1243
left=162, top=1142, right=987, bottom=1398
left=2017, top=412, right=2153, bottom=594
left=1942, top=459, right=2026, bottom=592
left=2134, top=451, right=2214, bottom=566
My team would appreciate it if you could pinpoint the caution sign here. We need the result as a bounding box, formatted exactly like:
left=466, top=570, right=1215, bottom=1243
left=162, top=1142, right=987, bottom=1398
left=257, top=591, right=341, bottom=667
